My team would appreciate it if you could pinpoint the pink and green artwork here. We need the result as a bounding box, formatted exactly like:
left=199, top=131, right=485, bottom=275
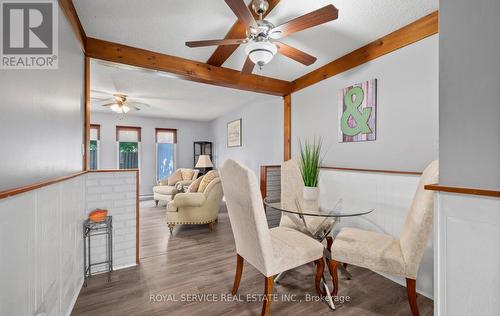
left=338, top=79, right=377, bottom=142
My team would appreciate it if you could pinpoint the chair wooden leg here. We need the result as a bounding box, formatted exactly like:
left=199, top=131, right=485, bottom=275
left=208, top=222, right=214, bottom=231
left=314, top=258, right=325, bottom=297
left=261, top=276, right=273, bottom=316
left=327, top=259, right=339, bottom=296
left=231, top=254, right=244, bottom=295
left=406, top=278, right=420, bottom=316
left=326, top=236, right=333, bottom=251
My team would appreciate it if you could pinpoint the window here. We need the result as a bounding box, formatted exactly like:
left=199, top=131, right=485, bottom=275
left=89, top=124, right=100, bottom=170
left=156, top=128, right=177, bottom=181
left=116, top=126, right=141, bottom=169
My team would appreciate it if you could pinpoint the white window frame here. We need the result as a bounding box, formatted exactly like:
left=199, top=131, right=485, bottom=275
left=116, top=126, right=141, bottom=171
left=155, top=128, right=177, bottom=182
left=89, top=125, right=100, bottom=170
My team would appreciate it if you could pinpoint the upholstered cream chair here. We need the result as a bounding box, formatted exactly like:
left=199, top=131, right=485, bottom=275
left=280, top=158, right=332, bottom=235
left=153, top=168, right=199, bottom=206
left=329, top=160, right=438, bottom=316
left=166, top=171, right=223, bottom=234
left=220, top=159, right=325, bottom=316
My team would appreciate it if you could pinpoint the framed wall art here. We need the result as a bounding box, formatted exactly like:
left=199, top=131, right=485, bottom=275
left=338, top=79, right=377, bottom=142
left=227, top=119, right=242, bottom=147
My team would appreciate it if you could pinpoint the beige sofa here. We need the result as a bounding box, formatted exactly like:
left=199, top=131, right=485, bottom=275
left=153, top=168, right=199, bottom=206
left=166, top=171, right=223, bottom=234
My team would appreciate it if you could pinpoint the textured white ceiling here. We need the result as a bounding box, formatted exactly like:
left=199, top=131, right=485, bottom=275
left=74, top=0, right=438, bottom=81
left=90, top=60, right=279, bottom=121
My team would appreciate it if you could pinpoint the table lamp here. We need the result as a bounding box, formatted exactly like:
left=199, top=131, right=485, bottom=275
left=195, top=155, right=214, bottom=175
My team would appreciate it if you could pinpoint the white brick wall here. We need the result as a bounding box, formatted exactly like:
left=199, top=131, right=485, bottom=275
left=85, top=171, right=137, bottom=272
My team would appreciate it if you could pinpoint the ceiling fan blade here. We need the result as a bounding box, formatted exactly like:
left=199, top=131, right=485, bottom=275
left=270, top=5, right=338, bottom=39
left=91, top=89, right=113, bottom=96
left=127, top=101, right=151, bottom=108
left=100, top=102, right=116, bottom=107
left=275, top=42, right=317, bottom=66
left=186, top=38, right=247, bottom=48
left=224, top=0, right=257, bottom=28
left=92, top=98, right=115, bottom=105
left=241, top=56, right=255, bottom=74
left=91, top=96, right=110, bottom=101
left=128, top=104, right=142, bottom=111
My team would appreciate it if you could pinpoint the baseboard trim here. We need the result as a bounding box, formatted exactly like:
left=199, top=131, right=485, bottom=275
left=139, top=194, right=153, bottom=201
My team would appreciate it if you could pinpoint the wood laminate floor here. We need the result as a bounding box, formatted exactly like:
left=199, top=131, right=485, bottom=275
left=72, top=201, right=433, bottom=316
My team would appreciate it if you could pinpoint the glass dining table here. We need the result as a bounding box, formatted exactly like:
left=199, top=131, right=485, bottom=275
left=265, top=198, right=374, bottom=310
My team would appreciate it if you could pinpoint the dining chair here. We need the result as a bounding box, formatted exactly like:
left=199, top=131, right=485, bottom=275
left=220, top=159, right=325, bottom=316
left=329, top=160, right=438, bottom=316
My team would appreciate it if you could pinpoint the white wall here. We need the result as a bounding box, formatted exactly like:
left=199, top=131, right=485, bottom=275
left=210, top=98, right=283, bottom=176
left=292, top=35, right=439, bottom=172
left=91, top=112, right=212, bottom=195
left=439, top=0, right=500, bottom=190
left=0, top=6, right=84, bottom=191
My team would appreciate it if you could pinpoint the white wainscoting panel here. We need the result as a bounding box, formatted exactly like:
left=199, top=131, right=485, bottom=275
left=317, top=169, right=434, bottom=298
left=435, top=192, right=500, bottom=316
left=0, top=176, right=85, bottom=316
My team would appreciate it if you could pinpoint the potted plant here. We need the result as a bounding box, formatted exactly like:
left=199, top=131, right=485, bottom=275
left=299, top=137, right=323, bottom=202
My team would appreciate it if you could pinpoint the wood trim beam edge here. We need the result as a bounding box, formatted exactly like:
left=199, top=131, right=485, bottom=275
left=424, top=184, right=500, bottom=198
left=320, top=166, right=422, bottom=175
left=283, top=94, right=291, bottom=161
left=85, top=38, right=292, bottom=96
left=0, top=169, right=140, bottom=200
left=58, top=0, right=87, bottom=51
left=291, top=11, right=439, bottom=92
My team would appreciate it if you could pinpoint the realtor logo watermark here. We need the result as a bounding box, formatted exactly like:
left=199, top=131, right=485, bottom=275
left=1, top=1, right=58, bottom=69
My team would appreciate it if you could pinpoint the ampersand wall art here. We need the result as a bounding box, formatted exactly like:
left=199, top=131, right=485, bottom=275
left=338, top=79, right=377, bottom=142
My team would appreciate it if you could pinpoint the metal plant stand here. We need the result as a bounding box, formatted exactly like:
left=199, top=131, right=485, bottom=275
left=83, top=216, right=113, bottom=287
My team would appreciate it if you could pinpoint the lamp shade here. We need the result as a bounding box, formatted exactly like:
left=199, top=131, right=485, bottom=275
left=195, top=155, right=213, bottom=168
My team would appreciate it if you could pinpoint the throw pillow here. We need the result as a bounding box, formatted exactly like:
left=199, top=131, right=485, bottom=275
left=181, top=169, right=195, bottom=180
left=167, top=169, right=183, bottom=186
left=187, top=175, right=203, bottom=192
left=198, top=170, right=218, bottom=193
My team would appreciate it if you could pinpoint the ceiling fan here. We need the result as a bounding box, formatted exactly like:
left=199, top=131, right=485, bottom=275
left=91, top=92, right=151, bottom=114
left=186, top=0, right=338, bottom=74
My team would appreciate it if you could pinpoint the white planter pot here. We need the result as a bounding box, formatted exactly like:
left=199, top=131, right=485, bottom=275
left=303, top=186, right=319, bottom=201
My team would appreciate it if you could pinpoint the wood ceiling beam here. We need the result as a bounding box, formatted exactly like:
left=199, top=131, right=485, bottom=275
left=291, top=11, right=439, bottom=93
left=58, top=0, right=87, bottom=51
left=85, top=37, right=292, bottom=96
left=206, top=0, right=281, bottom=67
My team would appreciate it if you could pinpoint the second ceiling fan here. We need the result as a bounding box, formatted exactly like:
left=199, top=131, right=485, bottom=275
left=186, top=0, right=338, bottom=74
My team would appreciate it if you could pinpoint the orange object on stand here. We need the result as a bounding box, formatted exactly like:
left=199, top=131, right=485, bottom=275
left=89, top=209, right=108, bottom=222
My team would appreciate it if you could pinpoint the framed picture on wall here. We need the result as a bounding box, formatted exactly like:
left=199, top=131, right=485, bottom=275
left=338, top=79, right=377, bottom=142
left=227, top=119, right=242, bottom=148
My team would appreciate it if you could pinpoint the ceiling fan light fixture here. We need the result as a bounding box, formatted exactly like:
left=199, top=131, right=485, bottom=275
left=245, top=40, right=277, bottom=67
left=110, top=103, right=121, bottom=113
left=122, top=105, right=130, bottom=113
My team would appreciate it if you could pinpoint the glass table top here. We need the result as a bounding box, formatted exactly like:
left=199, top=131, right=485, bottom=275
left=264, top=198, right=374, bottom=218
